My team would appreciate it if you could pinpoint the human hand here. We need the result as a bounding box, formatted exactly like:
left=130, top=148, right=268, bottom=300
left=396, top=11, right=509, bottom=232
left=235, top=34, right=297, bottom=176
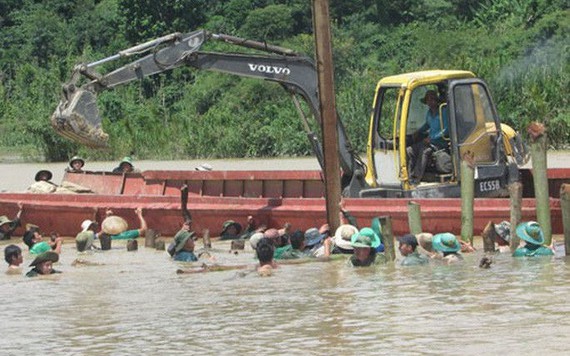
left=338, top=197, right=346, bottom=210
left=17, top=202, right=24, bottom=210
left=135, top=207, right=143, bottom=216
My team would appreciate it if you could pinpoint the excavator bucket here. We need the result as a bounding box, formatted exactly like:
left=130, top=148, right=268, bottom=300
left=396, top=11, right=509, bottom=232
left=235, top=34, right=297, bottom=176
left=51, top=89, right=109, bottom=148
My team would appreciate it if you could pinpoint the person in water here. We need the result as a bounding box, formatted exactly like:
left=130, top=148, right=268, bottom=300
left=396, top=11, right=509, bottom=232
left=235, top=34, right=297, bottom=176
left=23, top=226, right=63, bottom=255
left=432, top=233, right=463, bottom=264
left=4, top=244, right=23, bottom=274
left=26, top=251, right=61, bottom=277
left=256, top=237, right=278, bottom=276
left=172, top=227, right=198, bottom=262
left=220, top=220, right=242, bottom=240
left=398, top=234, right=429, bottom=266
left=348, top=228, right=383, bottom=267
left=512, top=221, right=554, bottom=257
left=106, top=207, right=148, bottom=240
left=0, top=202, right=23, bottom=240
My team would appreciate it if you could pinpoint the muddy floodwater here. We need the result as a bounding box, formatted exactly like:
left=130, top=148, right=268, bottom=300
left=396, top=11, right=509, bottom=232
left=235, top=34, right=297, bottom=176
left=2, top=238, right=570, bottom=355
left=1, top=154, right=570, bottom=354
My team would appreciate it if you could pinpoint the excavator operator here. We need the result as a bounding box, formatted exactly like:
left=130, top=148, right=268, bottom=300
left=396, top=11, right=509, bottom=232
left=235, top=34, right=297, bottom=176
left=407, top=90, right=449, bottom=185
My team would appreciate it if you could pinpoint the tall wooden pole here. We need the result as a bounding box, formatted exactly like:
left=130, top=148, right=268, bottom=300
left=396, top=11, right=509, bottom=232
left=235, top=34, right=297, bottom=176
left=378, top=216, right=396, bottom=262
left=460, top=153, right=475, bottom=245
left=312, top=0, right=341, bottom=232
left=561, top=184, right=570, bottom=256
left=508, top=182, right=523, bottom=254
left=527, top=122, right=552, bottom=245
left=407, top=201, right=422, bottom=235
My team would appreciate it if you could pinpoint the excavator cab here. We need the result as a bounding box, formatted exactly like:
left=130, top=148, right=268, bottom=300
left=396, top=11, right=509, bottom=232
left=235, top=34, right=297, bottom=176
left=364, top=70, right=528, bottom=198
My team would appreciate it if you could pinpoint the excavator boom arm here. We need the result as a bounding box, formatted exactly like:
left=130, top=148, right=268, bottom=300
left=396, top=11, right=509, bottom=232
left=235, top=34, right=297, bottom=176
left=52, top=30, right=364, bottom=188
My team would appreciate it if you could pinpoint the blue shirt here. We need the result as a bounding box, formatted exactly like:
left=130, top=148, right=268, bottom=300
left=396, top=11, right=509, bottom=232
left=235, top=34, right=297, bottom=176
left=421, top=108, right=449, bottom=149
left=174, top=251, right=198, bottom=262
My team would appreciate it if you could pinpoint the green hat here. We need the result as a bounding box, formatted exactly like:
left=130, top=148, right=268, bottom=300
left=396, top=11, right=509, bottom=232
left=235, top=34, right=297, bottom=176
left=0, top=215, right=12, bottom=226
left=69, top=156, right=85, bottom=167
left=221, top=220, right=242, bottom=235
left=432, top=233, right=461, bottom=253
left=174, top=230, right=196, bottom=252
left=120, top=156, right=133, bottom=167
left=351, top=228, right=381, bottom=249
left=29, top=251, right=59, bottom=267
left=516, top=221, right=544, bottom=245
left=35, top=170, right=53, bottom=182
left=370, top=217, right=384, bottom=245
left=75, top=231, right=94, bottom=252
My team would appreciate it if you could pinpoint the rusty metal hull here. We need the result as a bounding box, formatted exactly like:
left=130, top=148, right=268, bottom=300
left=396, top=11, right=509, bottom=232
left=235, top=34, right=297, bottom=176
left=0, top=169, right=567, bottom=238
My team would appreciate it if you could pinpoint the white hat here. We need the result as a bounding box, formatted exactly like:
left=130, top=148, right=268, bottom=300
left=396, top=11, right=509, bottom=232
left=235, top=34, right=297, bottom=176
left=249, top=232, right=265, bottom=250
left=81, top=219, right=94, bottom=232
left=195, top=163, right=213, bottom=171
left=333, top=224, right=358, bottom=250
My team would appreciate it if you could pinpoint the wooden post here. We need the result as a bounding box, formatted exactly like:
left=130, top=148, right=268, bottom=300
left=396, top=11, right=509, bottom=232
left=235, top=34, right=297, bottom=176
left=154, top=239, right=165, bottom=251
left=312, top=0, right=341, bottom=233
left=481, top=221, right=498, bottom=253
left=145, top=229, right=157, bottom=248
left=407, top=201, right=422, bottom=235
left=460, top=153, right=475, bottom=245
left=528, top=122, right=552, bottom=245
left=202, top=229, right=211, bottom=249
left=509, top=182, right=523, bottom=253
left=99, top=233, right=112, bottom=250
left=378, top=216, right=395, bottom=262
left=561, top=184, right=570, bottom=256
left=126, top=239, right=138, bottom=251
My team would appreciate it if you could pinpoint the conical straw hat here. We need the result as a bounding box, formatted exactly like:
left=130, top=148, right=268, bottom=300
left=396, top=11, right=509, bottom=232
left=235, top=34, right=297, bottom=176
left=101, top=215, right=128, bottom=235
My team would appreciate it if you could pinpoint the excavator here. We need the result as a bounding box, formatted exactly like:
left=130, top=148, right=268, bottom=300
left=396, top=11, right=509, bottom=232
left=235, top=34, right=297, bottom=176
left=52, top=30, right=528, bottom=198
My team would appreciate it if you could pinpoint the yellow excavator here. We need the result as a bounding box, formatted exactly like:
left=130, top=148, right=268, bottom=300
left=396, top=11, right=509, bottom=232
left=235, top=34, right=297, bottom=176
left=51, top=30, right=528, bottom=198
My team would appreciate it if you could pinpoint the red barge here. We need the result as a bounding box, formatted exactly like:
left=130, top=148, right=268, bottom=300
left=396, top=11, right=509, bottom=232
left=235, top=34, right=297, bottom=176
left=0, top=168, right=567, bottom=238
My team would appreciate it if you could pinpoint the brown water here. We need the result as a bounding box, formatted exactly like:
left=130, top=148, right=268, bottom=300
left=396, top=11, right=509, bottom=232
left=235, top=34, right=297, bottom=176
left=2, top=155, right=570, bottom=354
left=2, top=239, right=570, bottom=355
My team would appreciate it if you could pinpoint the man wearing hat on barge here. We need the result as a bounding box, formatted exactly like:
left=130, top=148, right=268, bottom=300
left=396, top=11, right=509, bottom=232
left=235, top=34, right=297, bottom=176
left=66, top=156, right=86, bottom=173
left=26, top=251, right=61, bottom=277
left=112, top=156, right=137, bottom=173
left=512, top=221, right=554, bottom=257
left=28, top=170, right=58, bottom=193
left=0, top=202, right=23, bottom=240
left=398, top=234, right=429, bottom=266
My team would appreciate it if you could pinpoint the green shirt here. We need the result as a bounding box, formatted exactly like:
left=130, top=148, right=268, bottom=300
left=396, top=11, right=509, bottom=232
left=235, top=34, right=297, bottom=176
left=401, top=251, right=429, bottom=266
left=30, top=241, right=51, bottom=255
left=279, top=248, right=311, bottom=260
left=274, top=245, right=292, bottom=259
left=111, top=229, right=140, bottom=240
left=513, top=244, right=554, bottom=257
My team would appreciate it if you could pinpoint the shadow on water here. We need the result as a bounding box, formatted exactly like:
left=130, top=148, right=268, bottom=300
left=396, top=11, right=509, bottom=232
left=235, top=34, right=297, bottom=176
left=2, top=240, right=570, bottom=355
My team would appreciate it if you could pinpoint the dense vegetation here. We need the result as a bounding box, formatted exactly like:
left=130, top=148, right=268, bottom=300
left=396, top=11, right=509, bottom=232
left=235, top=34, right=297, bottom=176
left=0, top=0, right=568, bottom=162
